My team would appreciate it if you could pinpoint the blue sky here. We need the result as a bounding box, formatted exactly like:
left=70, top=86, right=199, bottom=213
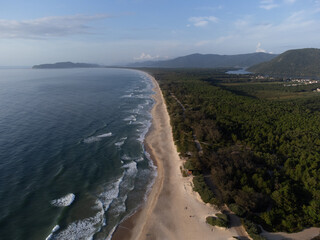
left=1, top=0, right=320, bottom=66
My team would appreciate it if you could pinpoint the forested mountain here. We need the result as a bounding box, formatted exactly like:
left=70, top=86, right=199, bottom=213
left=32, top=62, right=102, bottom=69
left=248, top=48, right=320, bottom=77
left=129, top=52, right=277, bottom=68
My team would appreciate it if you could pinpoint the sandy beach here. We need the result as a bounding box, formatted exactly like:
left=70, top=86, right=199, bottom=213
left=112, top=73, right=240, bottom=240
left=112, top=73, right=320, bottom=240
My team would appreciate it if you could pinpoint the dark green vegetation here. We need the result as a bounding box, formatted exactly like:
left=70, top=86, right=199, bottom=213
left=242, top=219, right=266, bottom=240
left=248, top=48, right=320, bottom=77
left=145, top=68, right=320, bottom=233
left=193, top=175, right=215, bottom=204
left=129, top=52, right=276, bottom=68
left=206, top=213, right=229, bottom=228
left=32, top=62, right=102, bottom=69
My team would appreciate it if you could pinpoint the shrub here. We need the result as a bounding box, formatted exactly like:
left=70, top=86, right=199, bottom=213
left=180, top=166, right=188, bottom=177
left=242, top=219, right=267, bottom=240
left=206, top=216, right=228, bottom=228
left=228, top=203, right=246, bottom=217
left=216, top=213, right=228, bottom=222
left=193, top=175, right=214, bottom=203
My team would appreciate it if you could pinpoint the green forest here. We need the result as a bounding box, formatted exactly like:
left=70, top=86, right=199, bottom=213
left=145, top=68, right=320, bottom=233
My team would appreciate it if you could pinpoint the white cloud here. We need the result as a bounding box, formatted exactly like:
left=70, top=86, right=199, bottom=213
left=227, top=9, right=320, bottom=54
left=0, top=14, right=109, bottom=39
left=260, top=0, right=279, bottom=10
left=188, top=16, right=218, bottom=27
left=134, top=53, right=160, bottom=61
left=256, top=42, right=267, bottom=52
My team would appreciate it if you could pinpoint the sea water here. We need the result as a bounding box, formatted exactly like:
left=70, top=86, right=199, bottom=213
left=0, top=68, right=156, bottom=240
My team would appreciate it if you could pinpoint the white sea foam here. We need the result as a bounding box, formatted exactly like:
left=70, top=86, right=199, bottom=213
left=45, top=225, right=60, bottom=240
left=110, top=195, right=127, bottom=217
left=137, top=120, right=152, bottom=142
left=122, top=161, right=138, bottom=177
left=123, top=115, right=136, bottom=122
left=106, top=225, right=117, bottom=240
left=96, top=132, right=112, bottom=138
left=83, top=132, right=112, bottom=143
left=134, top=94, right=149, bottom=99
left=135, top=157, right=144, bottom=162
left=98, top=176, right=123, bottom=211
left=145, top=151, right=158, bottom=198
left=52, top=200, right=104, bottom=240
left=121, top=154, right=132, bottom=161
left=121, top=93, right=133, bottom=98
left=51, top=193, right=75, bottom=207
left=114, top=137, right=127, bottom=148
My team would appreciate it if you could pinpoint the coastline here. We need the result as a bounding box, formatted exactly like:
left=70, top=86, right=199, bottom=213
left=112, top=71, right=320, bottom=240
left=112, top=72, right=238, bottom=240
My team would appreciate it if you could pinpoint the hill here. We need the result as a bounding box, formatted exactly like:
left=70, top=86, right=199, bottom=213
left=32, top=62, right=102, bottom=69
left=248, top=48, right=320, bottom=77
left=128, top=52, right=277, bottom=68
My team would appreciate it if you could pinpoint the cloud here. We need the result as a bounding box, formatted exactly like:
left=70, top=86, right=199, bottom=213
left=260, top=0, right=279, bottom=10
left=188, top=16, right=218, bottom=27
left=0, top=14, right=110, bottom=39
left=256, top=42, right=267, bottom=52
left=229, top=9, right=320, bottom=54
left=134, top=53, right=160, bottom=61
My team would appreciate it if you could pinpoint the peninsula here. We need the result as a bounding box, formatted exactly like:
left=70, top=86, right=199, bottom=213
left=32, top=62, right=103, bottom=69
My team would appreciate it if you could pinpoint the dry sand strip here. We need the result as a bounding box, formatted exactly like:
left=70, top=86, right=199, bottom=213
left=113, top=73, right=240, bottom=240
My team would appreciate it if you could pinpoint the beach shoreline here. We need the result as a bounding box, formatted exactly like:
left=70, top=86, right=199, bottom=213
left=112, top=72, right=238, bottom=240
left=112, top=71, right=320, bottom=240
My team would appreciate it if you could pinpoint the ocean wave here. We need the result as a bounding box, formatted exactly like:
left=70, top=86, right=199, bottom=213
left=121, top=154, right=132, bottom=161
left=121, top=154, right=143, bottom=163
left=108, top=194, right=128, bottom=219
left=135, top=157, right=144, bottom=162
left=106, top=225, right=117, bottom=240
left=83, top=132, right=112, bottom=143
left=96, top=132, right=112, bottom=138
left=98, top=175, right=123, bottom=211
left=51, top=200, right=104, bottom=240
left=51, top=193, right=75, bottom=207
left=121, top=93, right=133, bottom=98
left=45, top=225, right=60, bottom=240
left=122, top=161, right=138, bottom=177
left=123, top=115, right=136, bottom=122
left=114, top=137, right=127, bottom=148
left=137, top=120, right=152, bottom=142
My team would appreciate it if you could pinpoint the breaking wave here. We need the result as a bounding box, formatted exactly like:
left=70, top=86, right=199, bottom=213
left=83, top=132, right=112, bottom=143
left=50, top=193, right=75, bottom=207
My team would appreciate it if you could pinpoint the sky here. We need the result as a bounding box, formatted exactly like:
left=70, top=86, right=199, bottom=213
left=1, top=0, right=320, bottom=66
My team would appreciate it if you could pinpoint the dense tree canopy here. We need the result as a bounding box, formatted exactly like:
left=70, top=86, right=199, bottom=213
left=146, top=68, right=320, bottom=233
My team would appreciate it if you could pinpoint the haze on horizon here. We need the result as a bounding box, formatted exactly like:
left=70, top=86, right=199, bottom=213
left=1, top=0, right=320, bottom=66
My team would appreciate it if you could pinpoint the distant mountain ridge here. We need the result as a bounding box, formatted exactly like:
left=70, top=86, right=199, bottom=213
left=248, top=48, right=320, bottom=77
left=128, top=52, right=277, bottom=68
left=32, top=62, right=103, bottom=69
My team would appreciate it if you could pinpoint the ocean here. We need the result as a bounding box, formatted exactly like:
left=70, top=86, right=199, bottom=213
left=0, top=68, right=156, bottom=240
